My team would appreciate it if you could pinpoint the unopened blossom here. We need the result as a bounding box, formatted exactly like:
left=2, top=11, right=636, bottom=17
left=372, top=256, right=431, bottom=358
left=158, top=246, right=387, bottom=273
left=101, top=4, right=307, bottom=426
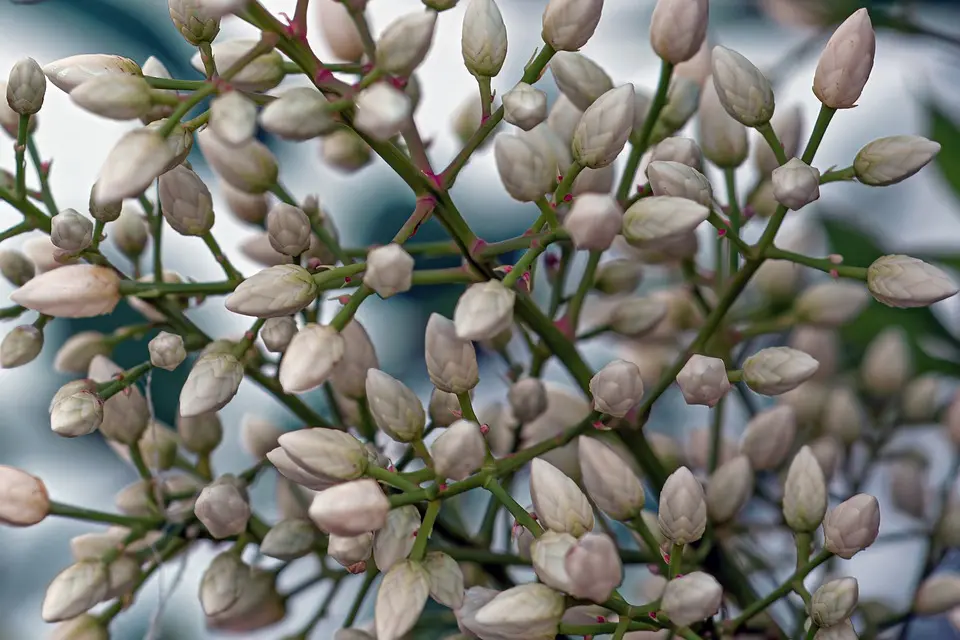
left=743, top=346, right=819, bottom=396
left=530, top=458, right=594, bottom=537
left=660, top=572, right=723, bottom=627
left=867, top=254, right=958, bottom=308
left=547, top=94, right=583, bottom=144
left=623, top=196, right=710, bottom=246
left=579, top=436, right=645, bottom=521
left=503, top=82, right=546, bottom=130
left=454, top=280, right=516, bottom=341
left=373, top=506, right=421, bottom=572
left=0, top=325, right=42, bottom=368
left=823, top=493, right=880, bottom=559
left=461, top=0, right=507, bottom=77
left=706, top=455, right=754, bottom=523
left=88, top=356, right=149, bottom=444
left=590, top=359, right=643, bottom=417
left=70, top=71, right=152, bottom=121
left=432, top=420, right=486, bottom=481
left=259, top=519, right=317, bottom=562
left=658, top=466, right=707, bottom=544
left=821, top=387, right=863, bottom=444
left=428, top=389, right=463, bottom=428
left=148, top=331, right=185, bottom=371
left=854, top=135, right=940, bottom=186
left=315, top=0, right=364, bottom=61
left=226, top=265, right=318, bottom=319
left=739, top=405, right=797, bottom=470
left=594, top=259, right=643, bottom=295
left=176, top=410, right=222, bottom=456
left=259, top=318, right=296, bottom=355
left=266, top=203, right=311, bottom=256
left=563, top=194, right=624, bottom=251
left=610, top=296, right=669, bottom=337
left=168, top=0, right=220, bottom=44
left=649, top=0, right=709, bottom=64
left=550, top=52, right=613, bottom=112
left=376, top=11, right=438, bottom=77
left=194, top=477, right=251, bottom=539
left=48, top=210, right=91, bottom=256
left=375, top=560, right=430, bottom=640
left=259, top=87, right=336, bottom=140
left=472, top=583, right=565, bottom=640
left=676, top=355, right=730, bottom=407
left=423, top=551, right=465, bottom=609
left=795, top=281, right=870, bottom=327
left=772, top=158, right=820, bottom=210
left=425, top=313, right=479, bottom=394
left=808, top=435, right=842, bottom=480
left=508, top=378, right=547, bottom=423
left=179, top=353, right=244, bottom=417
left=92, top=129, right=175, bottom=204
left=322, top=128, right=372, bottom=172
left=354, top=84, right=411, bottom=141
left=364, top=244, right=414, bottom=298
left=41, top=560, right=109, bottom=622
left=914, top=573, right=960, bottom=615
left=572, top=84, right=635, bottom=168
left=157, top=166, right=215, bottom=237
left=309, top=479, right=389, bottom=536
left=755, top=104, right=804, bottom=174
left=323, top=320, right=377, bottom=400
left=652, top=136, right=703, bottom=169
left=206, top=567, right=284, bottom=632
left=196, top=127, right=278, bottom=194
left=541, top=0, right=603, bottom=51
left=278, top=428, right=367, bottom=481
left=0, top=465, right=49, bottom=526
left=697, top=77, right=748, bottom=168
left=783, top=446, right=827, bottom=532
left=365, top=369, right=425, bottom=442
left=861, top=327, right=912, bottom=396
left=902, top=374, right=940, bottom=422
left=813, top=9, right=876, bottom=109
left=494, top=131, right=556, bottom=201
left=190, top=40, right=282, bottom=92
left=7, top=57, right=46, bottom=115
left=278, top=324, right=345, bottom=394
left=42, top=54, right=142, bottom=94
left=112, top=206, right=149, bottom=260
left=50, top=387, right=103, bottom=438
left=328, top=531, right=374, bottom=568
left=49, top=614, right=109, bottom=640
left=208, top=91, right=256, bottom=148
left=711, top=46, right=775, bottom=127
left=811, top=578, right=859, bottom=627
left=890, top=457, right=926, bottom=519
left=267, top=447, right=336, bottom=490
left=647, top=161, right=713, bottom=206
left=565, top=532, right=622, bottom=602
left=10, top=264, right=120, bottom=318
left=0, top=249, right=35, bottom=287
left=530, top=530, right=576, bottom=592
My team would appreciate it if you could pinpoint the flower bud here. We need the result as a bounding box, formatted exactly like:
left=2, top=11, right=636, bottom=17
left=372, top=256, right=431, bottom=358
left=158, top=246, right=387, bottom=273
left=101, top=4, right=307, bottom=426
left=658, top=466, right=706, bottom=544
left=50, top=614, right=109, bottom=640
left=10, top=264, right=120, bottom=318
left=42, top=561, right=109, bottom=622
left=168, top=0, right=220, bottom=44
left=706, top=455, right=753, bottom=524
left=366, top=369, right=426, bottom=442
left=315, top=0, right=365, bottom=61
left=196, top=126, right=278, bottom=194
left=364, top=243, right=415, bottom=298
left=92, top=129, right=174, bottom=203
left=147, top=331, right=185, bottom=372
left=157, top=164, right=215, bottom=236
left=329, top=531, right=374, bottom=568
left=423, top=551, right=465, bottom=609
left=902, top=374, right=939, bottom=422
left=623, top=196, right=710, bottom=247
left=279, top=323, right=345, bottom=393
left=431, top=419, right=486, bottom=481
left=0, top=248, right=34, bottom=286
left=660, top=571, right=722, bottom=627
left=649, top=0, right=709, bottom=64
left=811, top=577, right=859, bottom=627
left=593, top=259, right=643, bottom=295
left=562, top=193, right=624, bottom=251
left=590, top=359, right=643, bottom=417
left=261, top=317, right=297, bottom=353
left=177, top=410, right=222, bottom=455
left=179, top=353, right=244, bottom=417
left=565, top=532, right=622, bottom=602
left=43, top=54, right=142, bottom=94
left=823, top=493, right=880, bottom=559
left=547, top=94, right=582, bottom=144
left=652, top=136, right=703, bottom=169
left=258, top=518, right=317, bottom=562
left=376, top=11, right=438, bottom=77
left=610, top=296, right=668, bottom=337
left=739, top=405, right=796, bottom=470
left=51, top=388, right=103, bottom=438
left=309, top=478, right=389, bottom=536
left=88, top=355, right=149, bottom=444
left=867, top=254, right=958, bottom=309
left=50, top=209, right=94, bottom=254
left=890, top=456, right=926, bottom=519
left=541, top=0, right=603, bottom=52
left=783, top=445, right=827, bottom=532
left=226, top=264, right=318, bottom=319
left=697, top=78, right=748, bottom=168
left=530, top=530, right=575, bottom=592
left=818, top=387, right=861, bottom=445
left=472, top=583, right=565, bottom=640
left=854, top=135, right=940, bottom=186
left=429, top=389, right=462, bottom=427
left=259, top=88, right=335, bottom=141
left=373, top=505, right=420, bottom=572
left=814, top=619, right=857, bottom=640
left=321, top=128, right=372, bottom=172
left=861, top=327, right=912, bottom=396
left=497, top=82, right=547, bottom=133
left=649, top=77, right=701, bottom=144
left=550, top=52, right=613, bottom=112
left=494, top=131, right=556, bottom=201
left=454, top=280, right=516, bottom=341
left=425, top=313, right=479, bottom=394
left=508, top=378, right=547, bottom=423
left=208, top=91, right=256, bottom=147
left=573, top=84, right=635, bottom=168
left=579, top=436, right=644, bottom=521
left=809, top=435, right=842, bottom=480
left=199, top=552, right=247, bottom=616
left=375, top=559, right=431, bottom=640
left=7, top=57, right=45, bottom=117
left=813, top=9, right=875, bottom=109
left=795, top=281, right=869, bottom=327
left=530, top=458, right=594, bottom=537
left=71, top=74, right=153, bottom=121
left=266, top=203, right=311, bottom=256
left=0, top=465, right=49, bottom=526
left=914, top=573, right=960, bottom=615
left=278, top=427, right=367, bottom=481
left=0, top=324, right=42, bottom=368
left=755, top=104, right=804, bottom=174
left=710, top=46, right=775, bottom=127
left=743, top=346, right=819, bottom=396
left=676, top=355, right=730, bottom=407
left=192, top=40, right=282, bottom=92
left=771, top=158, right=820, bottom=210
left=194, top=476, right=251, bottom=539
left=647, top=161, right=713, bottom=206
left=461, top=0, right=508, bottom=77
left=112, top=205, right=149, bottom=260
left=354, top=83, right=411, bottom=141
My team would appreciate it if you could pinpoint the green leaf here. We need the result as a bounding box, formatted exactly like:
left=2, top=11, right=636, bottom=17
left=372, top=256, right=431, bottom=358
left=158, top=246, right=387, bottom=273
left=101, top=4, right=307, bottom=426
left=928, top=103, right=960, bottom=201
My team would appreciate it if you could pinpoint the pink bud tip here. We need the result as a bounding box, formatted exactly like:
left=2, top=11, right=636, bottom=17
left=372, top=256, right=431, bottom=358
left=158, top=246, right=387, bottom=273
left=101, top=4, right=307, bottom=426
left=829, top=269, right=839, bottom=279
left=470, top=238, right=488, bottom=255
left=40, top=161, right=52, bottom=175
left=563, top=194, right=572, bottom=202
left=596, top=616, right=606, bottom=624
left=387, top=464, right=396, bottom=472
left=479, top=423, right=490, bottom=435
left=592, top=420, right=605, bottom=430
left=389, top=76, right=408, bottom=90
left=243, top=331, right=254, bottom=341
left=361, top=63, right=374, bottom=74
left=829, top=254, right=843, bottom=264
left=451, top=409, right=462, bottom=418
left=314, top=68, right=334, bottom=84
left=411, top=529, right=419, bottom=538
left=557, top=175, right=563, bottom=182
left=545, top=254, right=560, bottom=268
left=549, top=201, right=557, bottom=209
left=531, top=239, right=541, bottom=248
left=347, top=561, right=366, bottom=574
left=742, top=205, right=756, bottom=220
left=500, top=265, right=514, bottom=273
left=344, top=276, right=351, bottom=284
left=554, top=316, right=574, bottom=339
left=338, top=295, right=351, bottom=304
left=438, top=482, right=448, bottom=491
left=717, top=229, right=727, bottom=237
left=306, top=258, right=323, bottom=270
left=649, top=612, right=658, bottom=620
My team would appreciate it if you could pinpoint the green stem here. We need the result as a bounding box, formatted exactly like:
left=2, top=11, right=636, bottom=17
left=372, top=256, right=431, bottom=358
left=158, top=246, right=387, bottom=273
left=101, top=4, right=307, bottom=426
left=476, top=75, right=493, bottom=121
left=330, top=286, right=373, bottom=331
left=613, top=614, right=632, bottom=640
left=202, top=232, right=243, bottom=282
left=616, top=60, right=674, bottom=203
left=152, top=185, right=164, bottom=280
left=707, top=211, right=752, bottom=257
left=801, top=105, right=837, bottom=165
left=48, top=501, right=162, bottom=528
left=26, top=138, right=57, bottom=215
left=410, top=500, right=441, bottom=561
left=820, top=166, right=856, bottom=184
left=668, top=543, right=684, bottom=578
left=554, top=161, right=583, bottom=204
left=631, top=516, right=669, bottom=574
left=764, top=247, right=868, bottom=280
left=756, top=122, right=789, bottom=166
left=535, top=197, right=559, bottom=230
left=98, top=361, right=152, bottom=400
left=485, top=478, right=543, bottom=537
left=457, top=392, right=479, bottom=423
left=565, top=250, right=601, bottom=333
left=15, top=115, right=29, bottom=199
left=367, top=465, right=421, bottom=493
left=412, top=439, right=434, bottom=469
left=708, top=397, right=726, bottom=474
left=724, top=169, right=742, bottom=278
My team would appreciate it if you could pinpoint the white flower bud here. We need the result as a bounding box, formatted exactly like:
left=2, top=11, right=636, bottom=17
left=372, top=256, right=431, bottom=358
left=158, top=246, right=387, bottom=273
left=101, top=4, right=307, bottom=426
left=146, top=118, right=193, bottom=173
left=260, top=518, right=317, bottom=561
left=573, top=84, right=635, bottom=169
left=494, top=131, right=556, bottom=202
left=660, top=572, right=722, bottom=627
left=0, top=83, right=35, bottom=136
left=649, top=0, right=709, bottom=64
left=0, top=249, right=35, bottom=287
left=867, top=254, right=958, bottom=309
left=541, top=0, right=603, bottom=52
left=423, top=551, right=465, bottom=609
left=199, top=552, right=247, bottom=616
left=743, top=346, right=819, bottom=396
left=812, top=578, right=859, bottom=628
left=373, top=505, right=420, bottom=572
left=783, top=446, right=827, bottom=532
left=795, top=281, right=869, bottom=327
left=41, top=560, right=109, bottom=622
left=697, top=77, right=748, bottom=168
left=87, top=356, right=149, bottom=444
left=508, top=378, right=547, bottom=423
left=675, top=355, right=730, bottom=407
left=321, top=128, right=372, bottom=173
left=771, top=158, right=820, bottom=210
left=754, top=104, right=804, bottom=174
left=7, top=57, right=45, bottom=115
left=375, top=559, right=430, bottom=640
left=354, top=83, right=411, bottom=141
left=50, top=209, right=93, bottom=254
left=168, top=0, right=220, bottom=44
left=649, top=76, right=702, bottom=144
left=43, top=54, right=142, bottom=94
left=176, top=410, right=222, bottom=455
left=376, top=11, right=438, bottom=77
left=315, top=0, right=365, bottom=61
left=623, top=196, right=710, bottom=247
left=259, top=87, right=335, bottom=140
left=51, top=386, right=103, bottom=438
left=564, top=532, right=622, bottom=602
left=652, top=136, right=703, bottom=169
left=268, top=447, right=336, bottom=490
left=818, top=387, right=861, bottom=445
left=562, top=193, right=623, bottom=251
left=226, top=265, right=317, bottom=318
left=502, top=83, right=546, bottom=131
left=10, top=264, right=120, bottom=318
left=112, top=205, right=150, bottom=260
left=196, top=126, right=278, bottom=194
left=261, top=317, right=297, bottom=353
left=658, top=466, right=706, bottom=544
left=530, top=458, right=594, bottom=537
left=854, top=135, right=940, bottom=186
left=71, top=74, right=152, bottom=121
left=324, top=320, right=378, bottom=400
left=428, top=389, right=462, bottom=427
left=710, top=46, right=775, bottom=127
left=706, top=455, right=753, bottom=523
left=578, top=436, right=644, bottom=521
left=547, top=94, right=582, bottom=145
left=147, top=331, right=185, bottom=371
left=861, top=327, right=912, bottom=395
left=156, top=165, right=214, bottom=237
left=530, top=530, right=576, bottom=592
left=593, top=259, right=643, bottom=295
left=473, top=583, right=565, bottom=640
left=179, top=353, right=244, bottom=417
left=461, top=0, right=507, bottom=77
left=192, top=40, right=283, bottom=92
left=279, top=323, right=346, bottom=394
left=890, top=457, right=926, bottom=519
left=647, top=161, right=713, bottom=206
left=431, top=419, right=486, bottom=481
left=808, top=435, right=841, bottom=480
left=194, top=477, right=250, bottom=539
left=903, top=374, right=939, bottom=422
left=823, top=493, right=880, bottom=560
left=92, top=129, right=175, bottom=204
left=20, top=236, right=66, bottom=274
left=364, top=243, right=414, bottom=298
left=425, top=313, right=479, bottom=394
left=453, top=280, right=515, bottom=341
left=813, top=9, right=875, bottom=109
left=366, top=369, right=425, bottom=442
left=310, top=479, right=389, bottom=536
left=209, top=91, right=256, bottom=147
left=50, top=614, right=109, bottom=640
left=590, top=359, right=643, bottom=417
left=0, top=324, right=42, bottom=368
left=739, top=405, right=796, bottom=470
left=0, top=465, right=49, bottom=526
left=278, top=428, right=367, bottom=480
left=610, top=296, right=668, bottom=337
left=915, top=573, right=960, bottom=615
left=814, top=619, right=857, bottom=640
left=550, top=52, right=613, bottom=112
left=266, top=203, right=311, bottom=256
left=329, top=531, right=374, bottom=568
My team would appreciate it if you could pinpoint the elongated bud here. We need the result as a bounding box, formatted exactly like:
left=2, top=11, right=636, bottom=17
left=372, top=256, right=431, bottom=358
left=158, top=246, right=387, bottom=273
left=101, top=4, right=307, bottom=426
left=783, top=445, right=827, bottom=532
left=71, top=74, right=153, bottom=121
left=649, top=0, right=709, bottom=64
left=573, top=84, right=635, bottom=169
left=658, top=466, right=706, bottom=544
left=210, top=91, right=256, bottom=147
left=374, top=505, right=420, bottom=572
left=375, top=559, right=430, bottom=640
left=376, top=11, right=438, bottom=77
left=421, top=551, right=464, bottom=610
left=795, top=281, right=869, bottom=327
left=179, top=353, right=244, bottom=417
left=547, top=94, right=583, bottom=144
left=326, top=319, right=378, bottom=399
left=811, top=578, right=859, bottom=627
left=432, top=419, right=486, bottom=481
left=676, top=354, right=730, bottom=407
left=755, top=104, right=804, bottom=174
left=623, top=196, right=710, bottom=247
left=711, top=46, right=774, bottom=127
left=541, top=0, right=603, bottom=52
left=278, top=428, right=367, bottom=481
left=364, top=244, right=415, bottom=298
left=739, top=405, right=796, bottom=470
left=530, top=458, right=594, bottom=537
left=266, top=204, right=311, bottom=256
left=278, top=323, right=345, bottom=393
left=259, top=87, right=335, bottom=140
left=428, top=389, right=462, bottom=427
left=42, top=560, right=109, bottom=622
left=494, top=131, right=556, bottom=201
left=354, top=84, right=411, bottom=141
left=502, top=82, right=546, bottom=131
left=861, top=327, right=912, bottom=395
left=508, top=378, right=547, bottom=423
left=661, top=571, right=722, bottom=627
left=610, top=296, right=668, bottom=337
left=329, top=531, right=374, bottom=568
left=550, top=52, right=613, bottom=112
left=706, top=455, right=753, bottom=523
left=177, top=410, right=222, bottom=455
left=578, top=436, right=644, bottom=521
left=7, top=57, right=45, bottom=115
left=652, top=136, right=703, bottom=169
left=563, top=193, right=624, bottom=251
left=647, top=161, right=713, bottom=206
left=141, top=56, right=176, bottom=124
left=321, top=128, right=372, bottom=172
left=191, top=40, right=282, bottom=92
left=260, top=518, right=317, bottom=561
left=425, top=313, right=479, bottom=394
left=199, top=552, right=246, bottom=616
left=50, top=614, right=109, bottom=640
left=564, top=532, right=622, bottom=602
left=530, top=530, right=575, bottom=592
left=813, top=9, right=875, bottom=109
left=226, top=265, right=318, bottom=319
left=772, top=158, right=820, bottom=210
left=196, top=126, right=278, bottom=194
left=194, top=476, right=251, bottom=539
left=902, top=374, right=939, bottom=422
left=890, top=456, right=926, bottom=518
left=461, top=0, right=507, bottom=77
left=88, top=356, right=149, bottom=444
left=147, top=331, right=185, bottom=371
left=854, top=135, right=940, bottom=186
left=0, top=324, right=43, bottom=368
left=590, top=359, right=643, bottom=417
left=454, top=281, right=516, bottom=341
left=366, top=369, right=425, bottom=442
left=93, top=129, right=175, bottom=203
left=823, top=493, right=880, bottom=559
left=0, top=249, right=35, bottom=287
left=594, top=259, right=643, bottom=295
left=472, top=583, right=565, bottom=640
left=43, top=54, right=142, bottom=94
left=650, top=77, right=701, bottom=144
left=50, top=209, right=94, bottom=254
left=260, top=316, right=297, bottom=354
left=113, top=206, right=149, bottom=261
left=697, top=77, right=748, bottom=168
left=743, top=346, right=819, bottom=396
left=867, top=254, right=958, bottom=309
left=158, top=165, right=215, bottom=236
left=0, top=465, right=49, bottom=526
left=789, top=327, right=839, bottom=380
left=309, top=479, right=389, bottom=536
left=315, top=0, right=365, bottom=61
left=914, top=573, right=960, bottom=615
left=10, top=264, right=120, bottom=318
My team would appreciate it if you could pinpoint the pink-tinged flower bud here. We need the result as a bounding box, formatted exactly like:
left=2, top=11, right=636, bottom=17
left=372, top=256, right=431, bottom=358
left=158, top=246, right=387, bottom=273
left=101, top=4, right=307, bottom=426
left=794, top=281, right=869, bottom=327
left=706, top=455, right=753, bottom=524
left=494, top=131, right=556, bottom=202
left=7, top=57, right=45, bottom=115
left=855, top=135, right=940, bottom=187
left=623, top=196, right=710, bottom=247
left=0, top=83, right=36, bottom=136
left=374, top=505, right=421, bottom=572
left=783, top=445, right=827, bottom=532
left=260, top=317, right=297, bottom=354
left=328, top=531, right=374, bottom=567
left=159, top=165, right=216, bottom=237
left=112, top=206, right=150, bottom=261
left=210, top=91, right=256, bottom=147
left=550, top=52, right=613, bottom=112
left=366, top=369, right=426, bottom=442
left=473, top=583, right=565, bottom=640
left=226, top=265, right=317, bottom=319
left=711, top=46, right=775, bottom=127
left=178, top=353, right=244, bottom=417
left=660, top=571, right=722, bottom=627
left=890, top=456, right=926, bottom=519
left=279, top=427, right=367, bottom=481
left=364, top=243, right=414, bottom=298
left=205, top=564, right=284, bottom=632
left=423, top=551, right=465, bottom=609
left=147, top=331, right=185, bottom=371
left=822, top=493, right=880, bottom=559
left=743, top=346, right=819, bottom=396
left=658, top=466, right=706, bottom=544
left=461, top=0, right=507, bottom=77
left=0, top=465, right=49, bottom=526
left=354, top=83, right=411, bottom=141
left=813, top=9, right=875, bottom=109
left=0, top=248, right=35, bottom=287
left=579, top=436, right=644, bottom=521
left=50, top=384, right=103, bottom=438
left=375, top=559, right=431, bottom=640
left=860, top=327, right=912, bottom=395
left=676, top=354, right=730, bottom=407
left=754, top=104, right=804, bottom=174
left=92, top=129, right=175, bottom=204
left=772, top=158, right=820, bottom=210
left=41, top=560, right=109, bottom=622
left=568, top=536, right=623, bottom=603
left=563, top=193, right=623, bottom=251
left=50, top=209, right=93, bottom=254
left=9, top=264, right=120, bottom=318
left=259, top=87, right=336, bottom=141
left=610, top=295, right=668, bottom=337
left=530, top=458, right=595, bottom=537
left=50, top=614, right=109, bottom=640
left=739, top=405, right=796, bottom=470
left=43, top=54, right=142, bottom=94
left=789, top=326, right=838, bottom=379
left=457, top=587, right=500, bottom=637
left=697, top=76, right=748, bottom=168
left=867, top=254, right=958, bottom=309
left=652, top=136, right=703, bottom=169
left=647, top=161, right=713, bottom=206
left=0, top=324, right=43, bottom=368
left=279, top=323, right=346, bottom=394
left=541, top=0, right=603, bottom=52
left=428, top=389, right=462, bottom=428
left=914, top=573, right=960, bottom=615
left=453, top=281, right=516, bottom=341
left=649, top=0, right=709, bottom=64
left=71, top=74, right=154, bottom=121
left=196, top=126, right=278, bottom=194
left=191, top=40, right=283, bottom=92
left=266, top=203, right=311, bottom=256
left=811, top=577, right=858, bottom=627
left=267, top=446, right=336, bottom=490
left=821, top=387, right=862, bottom=445
left=168, top=0, right=220, bottom=45
left=808, top=435, right=842, bottom=480
left=431, top=420, right=485, bottom=481
left=309, top=478, right=389, bottom=536
left=376, top=11, right=438, bottom=77
left=649, top=77, right=702, bottom=144
left=194, top=476, right=251, bottom=539
left=315, top=0, right=365, bottom=62
left=573, top=84, right=635, bottom=169
left=590, top=359, right=644, bottom=417
left=503, top=82, right=547, bottom=130
left=531, top=530, right=576, bottom=592
left=425, top=313, right=479, bottom=394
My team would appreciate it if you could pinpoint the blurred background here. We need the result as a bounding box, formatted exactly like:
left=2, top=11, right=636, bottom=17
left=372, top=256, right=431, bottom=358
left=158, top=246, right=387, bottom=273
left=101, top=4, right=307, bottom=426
left=1, top=0, right=960, bottom=638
